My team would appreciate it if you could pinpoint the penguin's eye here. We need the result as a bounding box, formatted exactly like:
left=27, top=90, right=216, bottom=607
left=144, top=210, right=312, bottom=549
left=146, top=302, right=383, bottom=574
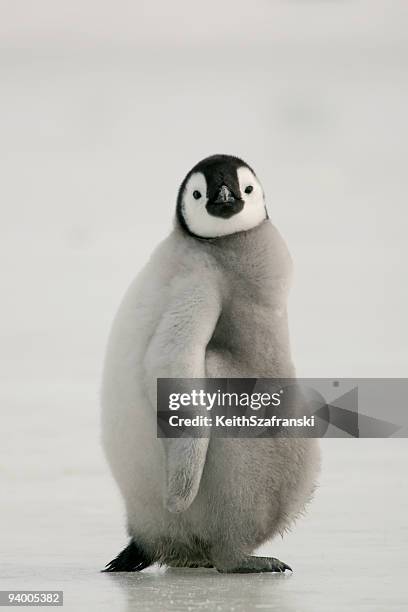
left=193, top=190, right=202, bottom=200
left=244, top=185, right=254, bottom=194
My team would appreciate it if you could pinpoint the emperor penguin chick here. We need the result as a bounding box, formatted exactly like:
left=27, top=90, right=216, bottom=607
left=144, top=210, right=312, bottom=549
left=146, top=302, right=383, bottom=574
left=101, top=154, right=320, bottom=573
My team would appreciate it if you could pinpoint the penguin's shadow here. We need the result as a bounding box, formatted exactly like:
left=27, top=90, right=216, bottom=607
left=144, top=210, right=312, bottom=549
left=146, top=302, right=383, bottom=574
left=105, top=566, right=296, bottom=612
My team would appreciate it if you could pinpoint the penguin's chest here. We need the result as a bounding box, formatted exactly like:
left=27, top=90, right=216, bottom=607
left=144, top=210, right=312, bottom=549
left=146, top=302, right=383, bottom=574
left=205, top=275, right=288, bottom=378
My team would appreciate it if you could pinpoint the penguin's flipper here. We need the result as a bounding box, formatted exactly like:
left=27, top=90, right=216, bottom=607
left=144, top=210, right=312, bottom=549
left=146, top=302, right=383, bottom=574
left=102, top=540, right=152, bottom=572
left=144, top=275, right=222, bottom=513
left=163, top=437, right=210, bottom=513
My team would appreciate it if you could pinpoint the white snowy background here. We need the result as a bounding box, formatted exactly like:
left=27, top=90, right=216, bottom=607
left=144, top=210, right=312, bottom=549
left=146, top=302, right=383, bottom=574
left=0, top=1, right=407, bottom=610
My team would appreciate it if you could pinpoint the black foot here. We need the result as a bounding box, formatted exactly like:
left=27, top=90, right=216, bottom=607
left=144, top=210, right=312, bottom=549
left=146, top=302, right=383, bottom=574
left=216, top=555, right=292, bottom=574
left=102, top=540, right=152, bottom=572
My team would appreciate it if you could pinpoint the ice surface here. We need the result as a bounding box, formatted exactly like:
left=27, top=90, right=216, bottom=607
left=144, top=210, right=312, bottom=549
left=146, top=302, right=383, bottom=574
left=1, top=1, right=407, bottom=610
left=1, top=403, right=407, bottom=612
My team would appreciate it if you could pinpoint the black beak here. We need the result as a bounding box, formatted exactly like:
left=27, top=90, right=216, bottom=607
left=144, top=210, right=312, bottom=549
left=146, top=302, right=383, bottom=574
left=206, top=184, right=244, bottom=219
left=214, top=185, right=235, bottom=205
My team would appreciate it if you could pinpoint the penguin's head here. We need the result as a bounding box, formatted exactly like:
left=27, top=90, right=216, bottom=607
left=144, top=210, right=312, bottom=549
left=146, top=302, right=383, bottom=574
left=176, top=154, right=267, bottom=239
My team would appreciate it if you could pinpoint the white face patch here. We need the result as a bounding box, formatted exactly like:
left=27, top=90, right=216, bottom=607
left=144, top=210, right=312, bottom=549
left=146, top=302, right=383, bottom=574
left=181, top=167, right=267, bottom=238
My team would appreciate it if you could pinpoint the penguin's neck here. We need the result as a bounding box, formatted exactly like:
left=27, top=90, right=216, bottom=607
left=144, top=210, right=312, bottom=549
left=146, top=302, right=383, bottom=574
left=201, top=220, right=292, bottom=286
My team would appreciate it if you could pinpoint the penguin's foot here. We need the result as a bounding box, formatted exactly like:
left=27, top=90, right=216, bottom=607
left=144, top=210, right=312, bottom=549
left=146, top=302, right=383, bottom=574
left=102, top=540, right=152, bottom=572
left=216, top=555, right=292, bottom=574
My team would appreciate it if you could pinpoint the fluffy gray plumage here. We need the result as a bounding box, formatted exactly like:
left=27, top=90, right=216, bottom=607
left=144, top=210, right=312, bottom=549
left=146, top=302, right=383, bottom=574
left=101, top=155, right=320, bottom=573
